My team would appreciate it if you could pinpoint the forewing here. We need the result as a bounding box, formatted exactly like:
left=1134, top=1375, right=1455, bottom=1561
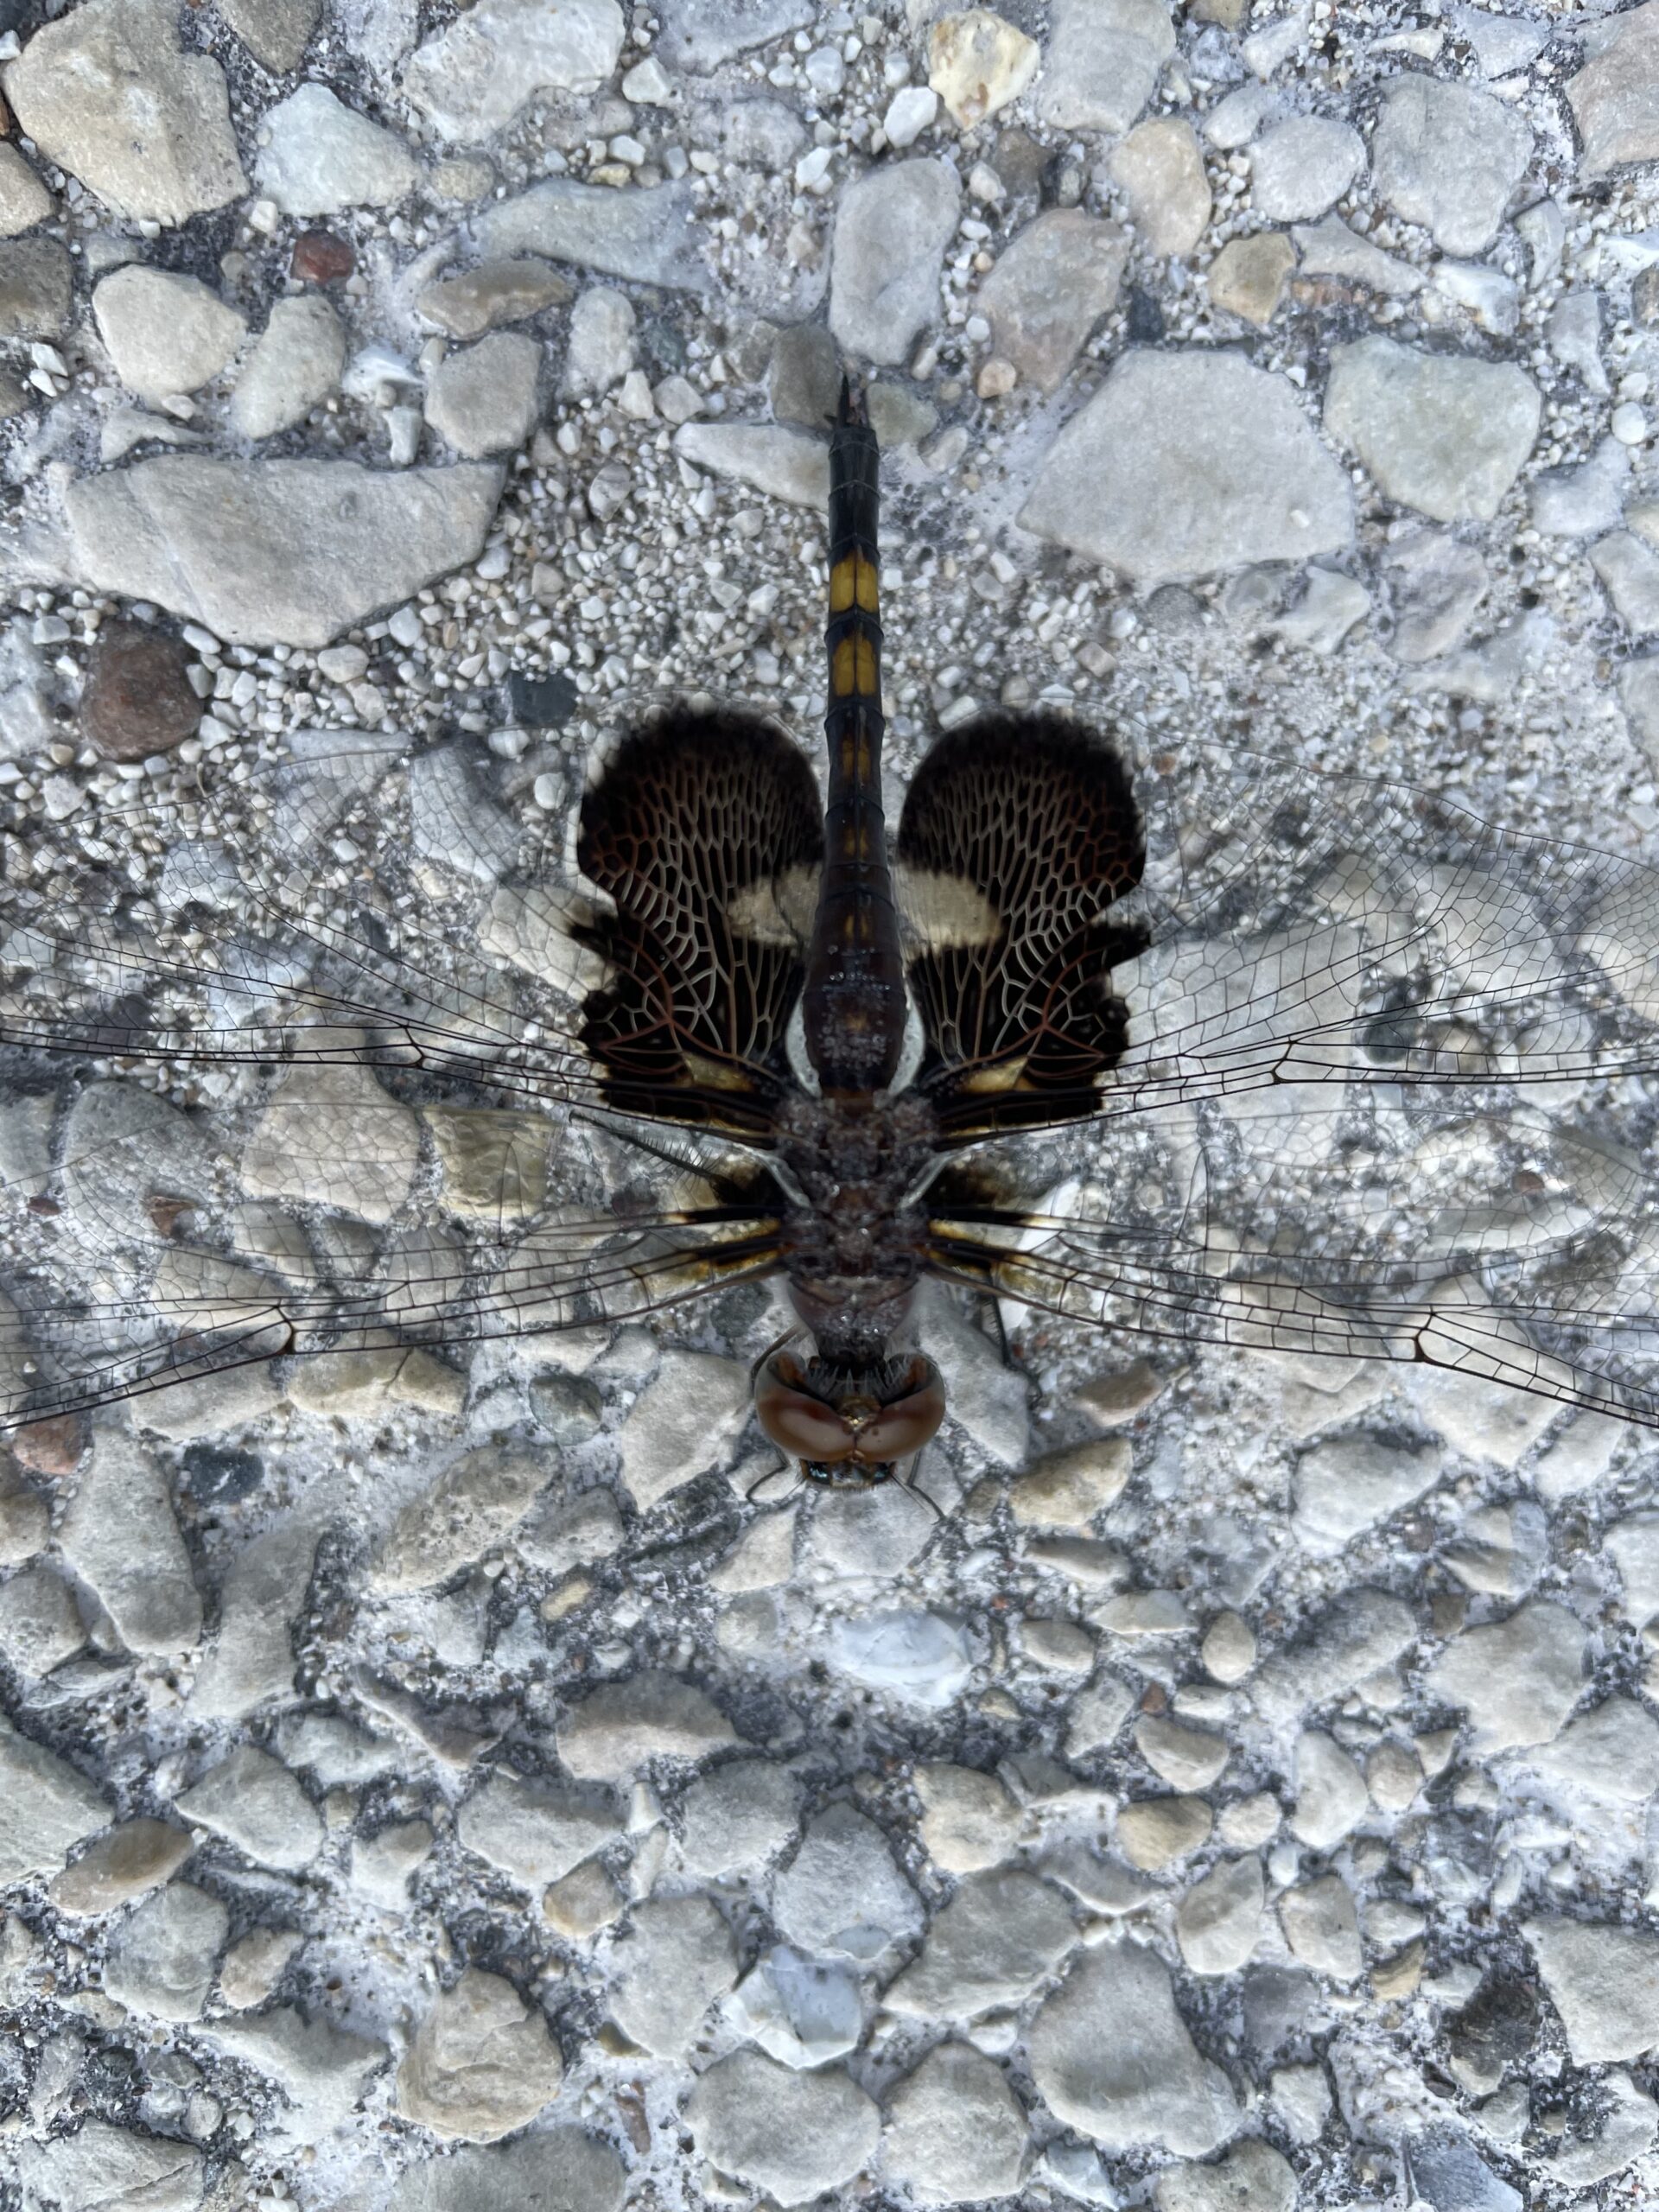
left=894, top=710, right=1147, bottom=1137
left=0, top=734, right=605, bottom=1106
left=1114, top=741, right=1659, bottom=1109
left=0, top=722, right=794, bottom=1426
left=574, top=705, right=823, bottom=1135
left=912, top=734, right=1659, bottom=1427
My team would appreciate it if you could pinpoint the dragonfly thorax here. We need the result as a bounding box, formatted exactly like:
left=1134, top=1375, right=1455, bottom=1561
left=775, top=1090, right=938, bottom=1366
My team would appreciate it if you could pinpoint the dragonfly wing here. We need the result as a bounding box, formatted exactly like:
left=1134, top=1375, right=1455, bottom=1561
left=927, top=1100, right=1659, bottom=1428
left=574, top=704, right=823, bottom=1137
left=0, top=736, right=611, bottom=1109
left=894, top=710, right=1147, bottom=1139
left=1, top=1163, right=784, bottom=1429
left=1116, top=741, right=1659, bottom=1108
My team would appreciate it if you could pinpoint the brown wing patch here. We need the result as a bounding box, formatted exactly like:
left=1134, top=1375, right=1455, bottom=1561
left=574, top=707, right=823, bottom=1137
left=895, top=710, right=1147, bottom=1137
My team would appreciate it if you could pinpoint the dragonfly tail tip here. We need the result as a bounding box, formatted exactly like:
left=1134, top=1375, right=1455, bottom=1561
left=836, top=372, right=866, bottom=428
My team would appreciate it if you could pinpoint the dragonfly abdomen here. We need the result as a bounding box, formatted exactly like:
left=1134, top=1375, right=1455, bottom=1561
left=803, top=380, right=908, bottom=1099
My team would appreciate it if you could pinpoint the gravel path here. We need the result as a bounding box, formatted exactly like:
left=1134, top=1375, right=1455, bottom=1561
left=1, top=3, right=1658, bottom=2209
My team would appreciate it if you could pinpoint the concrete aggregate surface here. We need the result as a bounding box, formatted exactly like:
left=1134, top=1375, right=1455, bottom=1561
left=1, top=2, right=1658, bottom=2209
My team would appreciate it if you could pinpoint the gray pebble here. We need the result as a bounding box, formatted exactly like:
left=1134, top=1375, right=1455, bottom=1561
left=830, top=158, right=959, bottom=368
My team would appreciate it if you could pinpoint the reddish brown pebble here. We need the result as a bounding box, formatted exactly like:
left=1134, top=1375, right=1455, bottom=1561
left=80, top=623, right=200, bottom=761
left=146, top=1195, right=196, bottom=1238
left=291, top=228, right=354, bottom=284
left=13, top=1413, right=87, bottom=1478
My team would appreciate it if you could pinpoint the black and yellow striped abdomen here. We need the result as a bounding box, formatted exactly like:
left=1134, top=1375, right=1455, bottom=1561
left=802, top=381, right=909, bottom=1098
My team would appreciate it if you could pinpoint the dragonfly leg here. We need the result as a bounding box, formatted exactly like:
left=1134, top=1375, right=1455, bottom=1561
left=897, top=1448, right=947, bottom=1525
left=745, top=1459, right=800, bottom=1505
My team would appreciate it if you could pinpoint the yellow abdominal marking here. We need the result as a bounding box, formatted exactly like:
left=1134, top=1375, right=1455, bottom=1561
left=831, top=633, right=879, bottom=696
left=829, top=550, right=880, bottom=614
left=839, top=728, right=874, bottom=779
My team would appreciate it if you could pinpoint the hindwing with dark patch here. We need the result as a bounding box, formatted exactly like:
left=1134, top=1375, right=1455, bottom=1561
left=574, top=707, right=823, bottom=1136
left=895, top=710, right=1147, bottom=1137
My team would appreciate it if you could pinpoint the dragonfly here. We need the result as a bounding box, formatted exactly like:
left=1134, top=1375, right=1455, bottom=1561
left=5, top=381, right=1659, bottom=1482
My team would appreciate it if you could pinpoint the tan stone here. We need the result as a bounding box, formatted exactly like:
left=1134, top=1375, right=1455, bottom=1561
left=1009, top=1436, right=1131, bottom=1527
left=49, top=1821, right=193, bottom=1916
left=1116, top=1795, right=1213, bottom=1870
left=542, top=1859, right=625, bottom=1938
left=0, top=144, right=52, bottom=238
left=979, top=210, right=1130, bottom=393
left=1365, top=1738, right=1423, bottom=1811
left=287, top=1346, right=465, bottom=1419
left=416, top=257, right=572, bottom=339
left=1207, top=232, right=1295, bottom=326
left=928, top=10, right=1039, bottom=130
left=1135, top=1714, right=1229, bottom=1791
left=1200, top=1610, right=1257, bottom=1683
left=916, top=1762, right=1023, bottom=1873
left=218, top=1926, right=302, bottom=2009
left=1021, top=1616, right=1097, bottom=1674
left=1110, top=118, right=1212, bottom=257
left=395, top=1967, right=563, bottom=2143
left=4, top=0, right=248, bottom=225
left=426, top=1106, right=550, bottom=1218
left=1371, top=1939, right=1424, bottom=2001
left=1075, top=1360, right=1166, bottom=1425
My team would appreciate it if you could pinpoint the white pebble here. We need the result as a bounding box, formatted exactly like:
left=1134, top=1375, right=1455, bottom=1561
left=1613, top=401, right=1649, bottom=445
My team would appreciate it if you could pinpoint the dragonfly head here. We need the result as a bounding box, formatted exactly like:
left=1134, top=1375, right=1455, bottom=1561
left=754, top=1349, right=944, bottom=1487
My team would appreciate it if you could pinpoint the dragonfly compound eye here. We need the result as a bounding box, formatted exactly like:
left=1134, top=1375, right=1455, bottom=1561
left=754, top=1353, right=859, bottom=1463
left=851, top=1357, right=946, bottom=1465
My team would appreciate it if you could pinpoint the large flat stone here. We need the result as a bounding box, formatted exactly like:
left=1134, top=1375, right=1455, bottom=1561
left=1020, top=347, right=1351, bottom=586
left=1527, top=1916, right=1659, bottom=2063
left=16, top=2125, right=202, bottom=2212
left=404, top=0, right=624, bottom=141
left=1036, top=0, right=1175, bottom=135
left=388, top=2133, right=626, bottom=2212
left=1325, top=337, right=1540, bottom=524
left=979, top=211, right=1130, bottom=394
left=64, top=458, right=503, bottom=649
left=3, top=0, right=246, bottom=225
left=1371, top=75, right=1531, bottom=257
left=829, top=158, right=960, bottom=368
left=58, top=1431, right=201, bottom=1656
left=1569, top=2, right=1659, bottom=177
left=685, top=2050, right=879, bottom=2205
left=1029, top=1936, right=1239, bottom=2155
left=471, top=180, right=708, bottom=291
